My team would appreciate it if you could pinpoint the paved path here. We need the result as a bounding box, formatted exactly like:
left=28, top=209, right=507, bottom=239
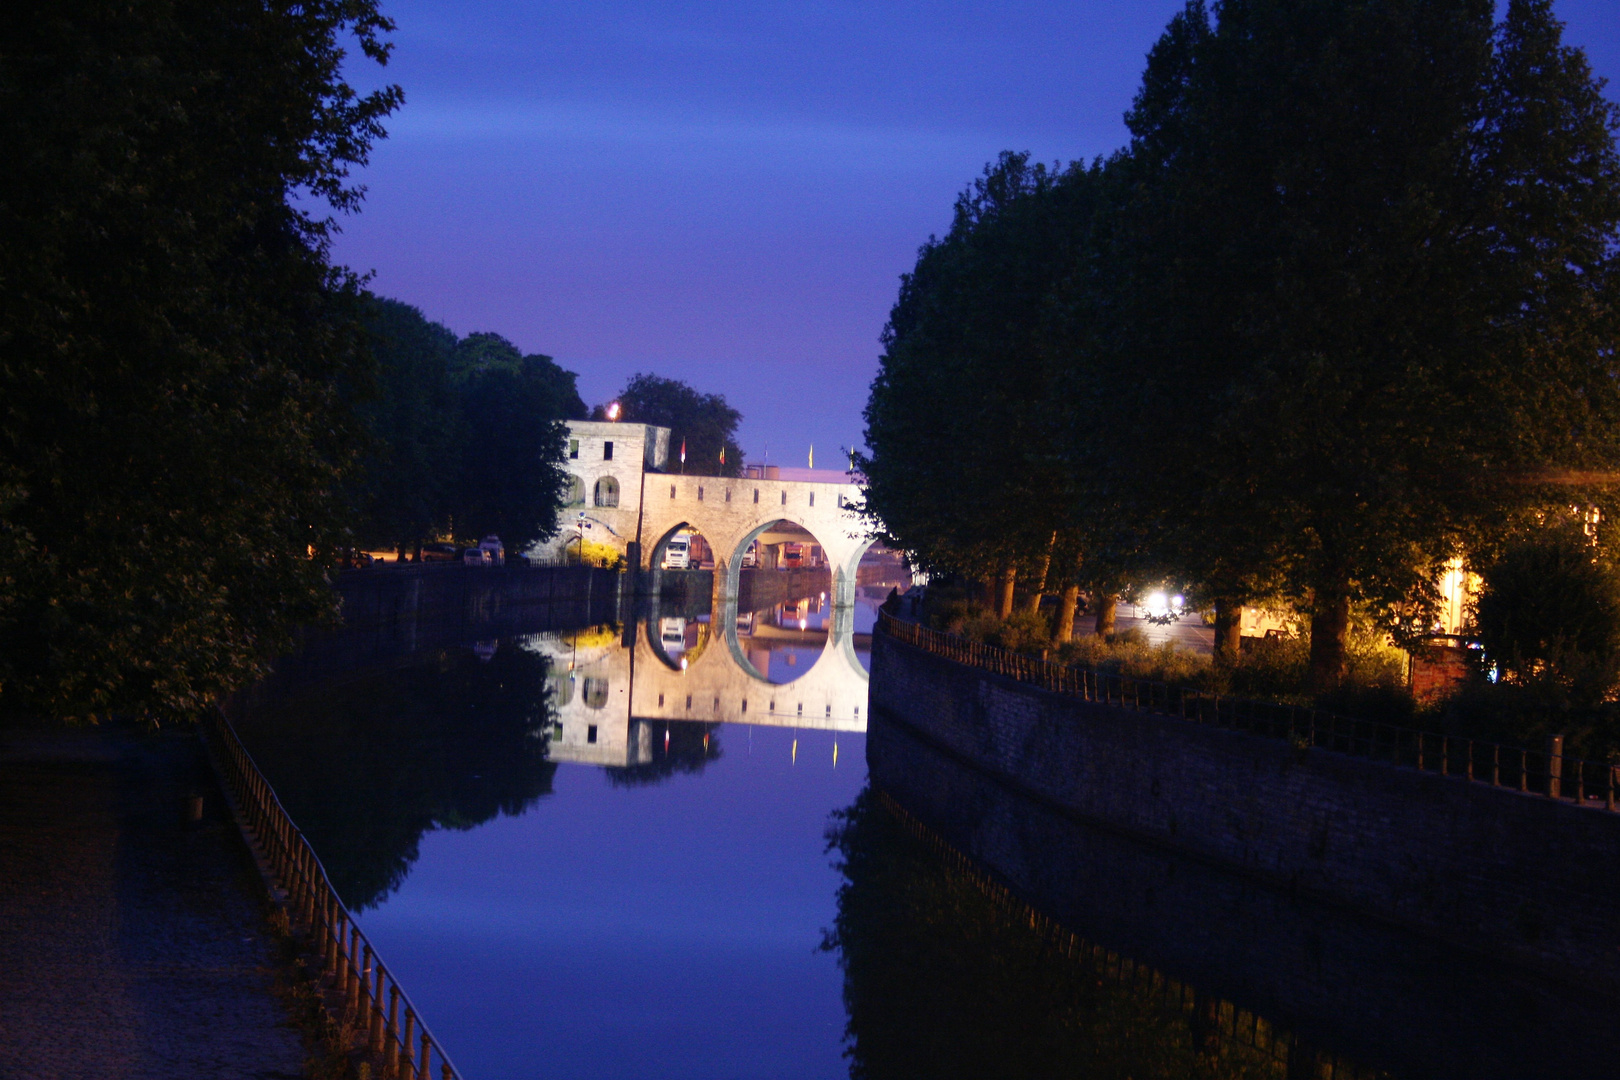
left=0, top=725, right=307, bottom=1079
left=1073, top=612, right=1216, bottom=654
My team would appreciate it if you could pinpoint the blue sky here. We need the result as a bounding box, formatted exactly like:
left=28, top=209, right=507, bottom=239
left=332, top=1, right=1620, bottom=468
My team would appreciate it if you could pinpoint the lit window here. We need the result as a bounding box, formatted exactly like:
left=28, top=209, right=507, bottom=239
left=568, top=439, right=579, bottom=460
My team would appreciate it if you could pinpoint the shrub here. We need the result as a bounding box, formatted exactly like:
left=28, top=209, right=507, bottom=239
left=1474, top=526, right=1620, bottom=707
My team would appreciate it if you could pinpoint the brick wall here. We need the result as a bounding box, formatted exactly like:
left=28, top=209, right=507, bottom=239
left=870, top=630, right=1620, bottom=991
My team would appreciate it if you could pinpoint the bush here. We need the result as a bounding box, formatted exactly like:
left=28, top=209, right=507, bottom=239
left=1475, top=526, right=1620, bottom=707
left=1052, top=635, right=1210, bottom=686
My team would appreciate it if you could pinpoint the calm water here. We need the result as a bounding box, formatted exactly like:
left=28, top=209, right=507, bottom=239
left=230, top=575, right=1618, bottom=1080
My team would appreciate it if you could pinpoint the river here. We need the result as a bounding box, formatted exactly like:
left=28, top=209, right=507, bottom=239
left=228, top=569, right=1615, bottom=1080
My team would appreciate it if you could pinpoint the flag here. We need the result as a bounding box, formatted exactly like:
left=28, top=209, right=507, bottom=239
left=808, top=444, right=814, bottom=469
left=719, top=446, right=726, bottom=466
left=680, top=439, right=686, bottom=464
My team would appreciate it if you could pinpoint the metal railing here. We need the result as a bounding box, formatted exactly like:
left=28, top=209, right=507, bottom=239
left=201, top=710, right=465, bottom=1079
left=879, top=610, right=1619, bottom=813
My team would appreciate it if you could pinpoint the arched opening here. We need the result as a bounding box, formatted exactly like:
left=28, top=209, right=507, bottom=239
left=581, top=676, right=609, bottom=709
left=594, top=476, right=620, bottom=507
left=565, top=474, right=585, bottom=507
left=646, top=523, right=718, bottom=672
left=849, top=542, right=915, bottom=672
left=726, top=518, right=837, bottom=685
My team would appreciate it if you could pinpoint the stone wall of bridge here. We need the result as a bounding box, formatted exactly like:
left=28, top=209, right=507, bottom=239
left=869, top=628, right=1620, bottom=993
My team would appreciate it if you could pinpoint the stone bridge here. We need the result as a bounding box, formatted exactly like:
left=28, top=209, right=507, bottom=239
left=637, top=472, right=874, bottom=610
left=522, top=596, right=868, bottom=768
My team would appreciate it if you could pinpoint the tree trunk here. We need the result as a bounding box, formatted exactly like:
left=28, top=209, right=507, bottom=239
left=996, top=564, right=1016, bottom=620
left=1212, top=598, right=1242, bottom=666
left=1307, top=591, right=1351, bottom=694
left=1055, top=583, right=1080, bottom=643
left=1026, top=532, right=1056, bottom=613
left=1093, top=593, right=1117, bottom=639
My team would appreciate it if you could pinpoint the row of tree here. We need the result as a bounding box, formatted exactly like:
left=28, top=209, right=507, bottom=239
left=347, top=298, right=586, bottom=557
left=862, top=0, right=1620, bottom=692
left=0, top=0, right=746, bottom=723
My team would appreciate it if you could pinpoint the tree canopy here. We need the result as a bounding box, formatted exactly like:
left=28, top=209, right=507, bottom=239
left=598, top=373, right=743, bottom=476
left=862, top=0, right=1620, bottom=692
left=0, top=0, right=400, bottom=721
left=348, top=301, right=586, bottom=555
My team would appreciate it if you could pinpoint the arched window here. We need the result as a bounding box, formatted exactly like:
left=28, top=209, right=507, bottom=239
left=582, top=677, right=609, bottom=709
left=594, top=476, right=620, bottom=507
left=565, top=474, right=585, bottom=506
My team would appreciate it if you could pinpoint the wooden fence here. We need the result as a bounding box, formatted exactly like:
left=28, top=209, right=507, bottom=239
left=879, top=610, right=1619, bottom=814
left=201, top=710, right=464, bottom=1079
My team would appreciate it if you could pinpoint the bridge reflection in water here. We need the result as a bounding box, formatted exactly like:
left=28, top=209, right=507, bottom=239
left=525, top=584, right=890, bottom=767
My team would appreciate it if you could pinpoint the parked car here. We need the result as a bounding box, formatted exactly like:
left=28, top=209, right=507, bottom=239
left=420, top=543, right=460, bottom=563
left=741, top=542, right=758, bottom=568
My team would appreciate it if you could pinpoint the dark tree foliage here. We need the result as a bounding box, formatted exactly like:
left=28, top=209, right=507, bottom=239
left=348, top=298, right=459, bottom=552
left=599, top=373, right=743, bottom=476
left=1475, top=525, right=1620, bottom=701
left=823, top=790, right=1281, bottom=1080
left=447, top=332, right=585, bottom=551
left=603, top=718, right=722, bottom=788
left=864, top=0, right=1620, bottom=695
left=862, top=153, right=1110, bottom=601
left=347, top=306, right=585, bottom=555
left=233, top=642, right=557, bottom=910
left=0, top=0, right=401, bottom=721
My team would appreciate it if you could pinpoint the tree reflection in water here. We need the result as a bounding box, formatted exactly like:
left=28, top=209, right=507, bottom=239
left=823, top=789, right=1341, bottom=1080
left=603, top=719, right=723, bottom=788
left=233, top=642, right=557, bottom=910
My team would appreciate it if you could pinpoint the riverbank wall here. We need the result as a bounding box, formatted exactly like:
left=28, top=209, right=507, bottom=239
left=262, top=565, right=622, bottom=691
left=869, top=625, right=1620, bottom=992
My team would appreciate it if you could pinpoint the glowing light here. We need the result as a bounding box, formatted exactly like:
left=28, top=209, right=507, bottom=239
left=605, top=401, right=622, bottom=421
left=679, top=656, right=688, bottom=670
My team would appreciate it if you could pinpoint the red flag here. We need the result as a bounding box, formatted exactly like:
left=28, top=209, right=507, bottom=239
left=680, top=439, right=686, bottom=463
left=719, top=446, right=726, bottom=466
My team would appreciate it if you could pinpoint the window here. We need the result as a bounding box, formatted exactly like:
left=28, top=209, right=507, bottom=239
left=725, top=488, right=731, bottom=502
left=594, top=476, right=620, bottom=507
left=809, top=492, right=815, bottom=507
left=780, top=491, right=786, bottom=505
left=583, top=678, right=609, bottom=709
left=565, top=475, right=584, bottom=506
left=568, top=439, right=579, bottom=460
left=697, top=486, right=704, bottom=501
left=670, top=484, right=677, bottom=499
left=603, top=441, right=614, bottom=461
left=586, top=725, right=598, bottom=743
left=753, top=489, right=759, bottom=504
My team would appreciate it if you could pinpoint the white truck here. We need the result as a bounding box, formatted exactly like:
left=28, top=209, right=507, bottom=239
left=661, top=533, right=692, bottom=570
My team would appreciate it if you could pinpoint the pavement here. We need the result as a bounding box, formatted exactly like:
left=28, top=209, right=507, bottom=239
left=0, top=724, right=307, bottom=1079
left=1072, top=610, right=1216, bottom=655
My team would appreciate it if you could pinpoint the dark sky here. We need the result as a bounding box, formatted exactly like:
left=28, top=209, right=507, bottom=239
left=333, top=1, right=1620, bottom=468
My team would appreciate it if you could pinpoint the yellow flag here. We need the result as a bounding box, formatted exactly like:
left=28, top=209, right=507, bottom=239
left=808, top=444, right=814, bottom=469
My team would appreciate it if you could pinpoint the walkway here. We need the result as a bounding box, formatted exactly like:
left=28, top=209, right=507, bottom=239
left=0, top=724, right=306, bottom=1079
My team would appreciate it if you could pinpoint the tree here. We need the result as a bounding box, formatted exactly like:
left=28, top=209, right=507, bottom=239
left=599, top=373, right=742, bottom=477
left=1088, top=0, right=1620, bottom=691
left=0, top=0, right=400, bottom=721
left=863, top=153, right=1107, bottom=618
left=446, top=333, right=585, bottom=552
left=348, top=298, right=460, bottom=554
left=1475, top=524, right=1620, bottom=703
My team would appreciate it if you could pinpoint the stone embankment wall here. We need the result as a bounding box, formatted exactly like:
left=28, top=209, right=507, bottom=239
left=264, top=565, right=621, bottom=690
left=870, top=629, right=1620, bottom=991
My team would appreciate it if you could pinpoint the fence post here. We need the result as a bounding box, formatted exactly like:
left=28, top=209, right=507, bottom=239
left=385, top=985, right=400, bottom=1076
left=1547, top=734, right=1564, bottom=800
